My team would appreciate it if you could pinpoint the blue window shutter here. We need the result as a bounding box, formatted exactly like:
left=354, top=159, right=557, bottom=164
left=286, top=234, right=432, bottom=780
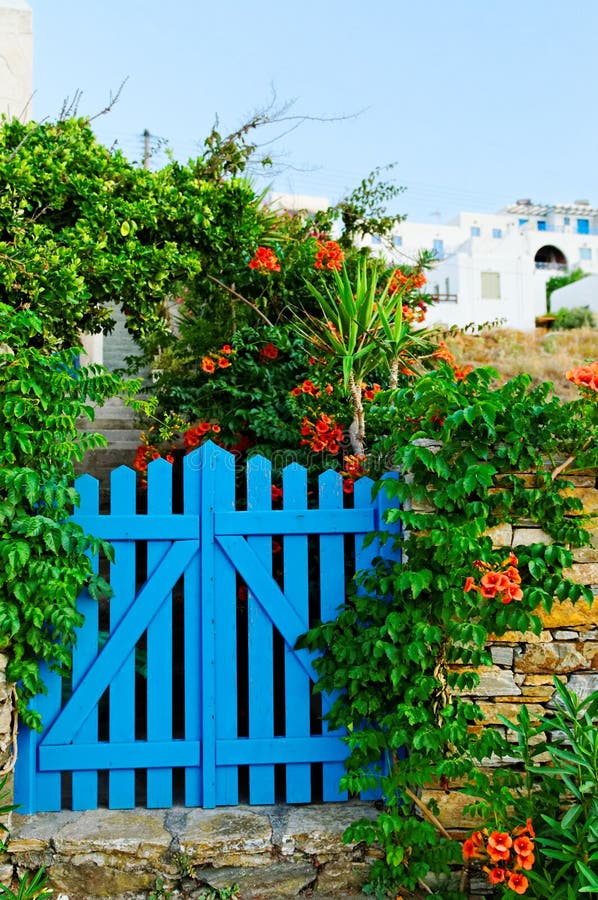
left=577, top=218, right=590, bottom=234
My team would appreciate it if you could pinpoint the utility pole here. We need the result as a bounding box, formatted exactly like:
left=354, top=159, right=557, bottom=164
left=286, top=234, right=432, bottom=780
left=143, top=129, right=150, bottom=170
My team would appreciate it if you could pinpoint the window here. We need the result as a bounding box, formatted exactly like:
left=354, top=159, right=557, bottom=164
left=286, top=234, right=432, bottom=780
left=392, top=235, right=402, bottom=247
left=577, top=219, right=590, bottom=235
left=371, top=235, right=382, bottom=245
left=470, top=226, right=480, bottom=237
left=492, top=228, right=502, bottom=239
left=563, top=216, right=570, bottom=226
left=518, top=218, right=528, bottom=227
left=580, top=247, right=592, bottom=260
left=481, top=271, right=501, bottom=299
left=432, top=238, right=444, bottom=259
left=537, top=221, right=547, bottom=232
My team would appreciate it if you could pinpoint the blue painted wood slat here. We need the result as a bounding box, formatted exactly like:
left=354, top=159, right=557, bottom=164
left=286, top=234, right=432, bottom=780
left=108, top=466, right=137, bottom=809
left=71, top=474, right=100, bottom=810
left=318, top=470, right=349, bottom=802
left=353, top=475, right=399, bottom=801
left=213, top=448, right=238, bottom=805
left=246, top=457, right=275, bottom=804
left=183, top=451, right=202, bottom=806
left=14, top=662, right=62, bottom=813
left=146, top=458, right=174, bottom=808
left=199, top=442, right=223, bottom=808
left=282, top=463, right=311, bottom=803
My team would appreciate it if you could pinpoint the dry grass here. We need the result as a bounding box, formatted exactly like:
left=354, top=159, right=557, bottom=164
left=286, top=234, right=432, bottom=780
left=443, top=327, right=597, bottom=399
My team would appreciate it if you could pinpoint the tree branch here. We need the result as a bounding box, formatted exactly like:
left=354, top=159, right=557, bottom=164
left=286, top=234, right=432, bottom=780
left=206, top=275, right=273, bottom=326
left=87, top=78, right=129, bottom=123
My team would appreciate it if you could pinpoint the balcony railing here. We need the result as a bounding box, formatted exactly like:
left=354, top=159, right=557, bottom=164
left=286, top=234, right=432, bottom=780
left=524, top=223, right=598, bottom=236
left=535, top=262, right=567, bottom=271
left=429, top=293, right=458, bottom=303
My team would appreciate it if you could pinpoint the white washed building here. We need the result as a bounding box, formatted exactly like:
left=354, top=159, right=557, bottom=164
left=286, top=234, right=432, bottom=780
left=368, top=200, right=598, bottom=331
left=0, top=0, right=32, bottom=122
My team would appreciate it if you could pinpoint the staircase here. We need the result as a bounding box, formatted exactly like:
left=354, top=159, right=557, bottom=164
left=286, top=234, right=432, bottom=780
left=76, top=396, right=141, bottom=510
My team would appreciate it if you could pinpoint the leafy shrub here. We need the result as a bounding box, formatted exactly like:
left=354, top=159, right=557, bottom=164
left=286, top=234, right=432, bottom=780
left=299, top=364, right=596, bottom=895
left=553, top=306, right=596, bottom=330
left=462, top=678, right=598, bottom=898
left=0, top=304, right=141, bottom=727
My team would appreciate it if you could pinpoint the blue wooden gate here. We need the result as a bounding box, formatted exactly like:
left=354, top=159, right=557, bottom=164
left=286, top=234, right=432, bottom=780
left=15, top=443, right=398, bottom=813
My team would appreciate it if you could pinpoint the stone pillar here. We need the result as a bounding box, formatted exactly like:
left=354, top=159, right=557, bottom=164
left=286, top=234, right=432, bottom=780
left=0, top=1, right=33, bottom=122
left=80, top=332, right=104, bottom=367
left=0, top=649, right=16, bottom=886
left=0, top=650, right=14, bottom=774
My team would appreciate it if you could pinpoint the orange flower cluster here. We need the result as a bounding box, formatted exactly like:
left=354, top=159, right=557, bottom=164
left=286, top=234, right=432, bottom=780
left=341, top=455, right=369, bottom=494
left=432, top=341, right=455, bottom=364
left=300, top=414, right=344, bottom=454
left=133, top=444, right=167, bottom=474
left=362, top=382, right=382, bottom=401
left=463, top=821, right=535, bottom=894
left=314, top=240, right=344, bottom=271
left=133, top=442, right=175, bottom=488
left=201, top=344, right=234, bottom=374
left=402, top=301, right=427, bottom=324
left=248, top=246, right=280, bottom=273
left=565, top=361, right=598, bottom=394
left=259, top=342, right=279, bottom=362
left=183, top=421, right=221, bottom=449
left=388, top=268, right=427, bottom=294
left=464, top=553, right=523, bottom=604
left=431, top=342, right=473, bottom=381
left=291, top=378, right=321, bottom=398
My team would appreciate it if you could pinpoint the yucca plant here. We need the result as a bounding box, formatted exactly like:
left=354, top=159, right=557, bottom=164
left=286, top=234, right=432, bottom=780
left=297, top=261, right=439, bottom=454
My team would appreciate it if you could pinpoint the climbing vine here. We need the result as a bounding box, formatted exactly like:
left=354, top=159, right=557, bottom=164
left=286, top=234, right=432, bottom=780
left=299, top=364, right=596, bottom=896
left=0, top=305, right=143, bottom=728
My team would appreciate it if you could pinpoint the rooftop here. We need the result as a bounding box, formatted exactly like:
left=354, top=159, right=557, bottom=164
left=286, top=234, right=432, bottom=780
left=504, top=199, right=598, bottom=217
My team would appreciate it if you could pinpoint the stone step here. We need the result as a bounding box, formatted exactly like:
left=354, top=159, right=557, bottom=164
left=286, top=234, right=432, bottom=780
left=6, top=804, right=381, bottom=900
left=81, top=416, right=139, bottom=430
left=78, top=428, right=140, bottom=443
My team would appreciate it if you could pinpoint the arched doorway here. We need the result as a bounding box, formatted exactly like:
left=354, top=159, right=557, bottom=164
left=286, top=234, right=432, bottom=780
left=534, top=245, right=567, bottom=271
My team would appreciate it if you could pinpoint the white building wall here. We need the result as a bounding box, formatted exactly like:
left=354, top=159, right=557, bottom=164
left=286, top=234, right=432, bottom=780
left=367, top=204, right=598, bottom=331
left=0, top=1, right=33, bottom=122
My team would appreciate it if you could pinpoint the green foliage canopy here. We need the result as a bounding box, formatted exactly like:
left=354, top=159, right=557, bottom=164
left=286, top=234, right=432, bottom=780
left=0, top=304, right=142, bottom=727
left=0, top=116, right=269, bottom=349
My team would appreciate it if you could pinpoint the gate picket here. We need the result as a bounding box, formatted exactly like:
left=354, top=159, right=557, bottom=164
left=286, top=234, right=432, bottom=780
left=282, top=463, right=311, bottom=802
left=319, top=469, right=349, bottom=802
left=71, top=473, right=100, bottom=810
left=108, top=466, right=137, bottom=809
left=182, top=451, right=202, bottom=806
left=354, top=475, right=397, bottom=800
left=146, top=459, right=174, bottom=808
left=14, top=661, right=62, bottom=812
left=212, top=446, right=238, bottom=805
left=247, top=456, right=275, bottom=804
left=15, top=443, right=400, bottom=813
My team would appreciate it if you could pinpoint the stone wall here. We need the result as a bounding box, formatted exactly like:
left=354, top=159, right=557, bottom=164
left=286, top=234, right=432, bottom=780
left=424, top=471, right=598, bottom=829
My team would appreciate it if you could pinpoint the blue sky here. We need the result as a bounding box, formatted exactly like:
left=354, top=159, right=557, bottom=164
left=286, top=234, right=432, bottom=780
left=27, top=0, right=598, bottom=223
